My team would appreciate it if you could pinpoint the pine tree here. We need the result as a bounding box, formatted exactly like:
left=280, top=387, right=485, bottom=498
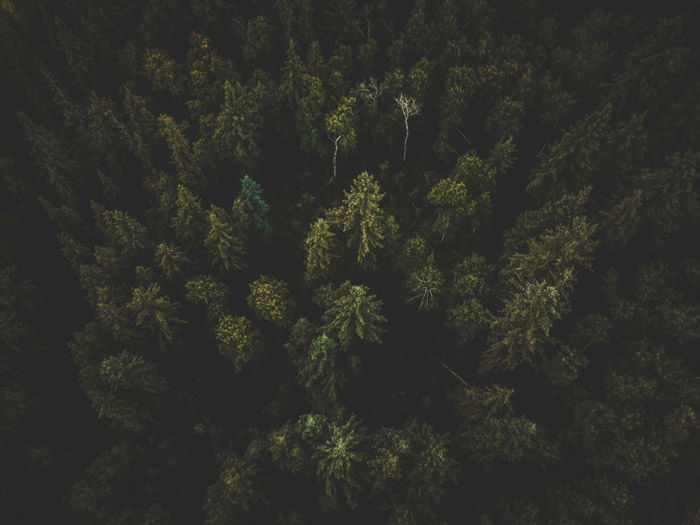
left=296, top=73, right=327, bottom=155
left=369, top=420, right=458, bottom=524
left=99, top=209, right=149, bottom=256
left=299, top=334, right=349, bottom=413
left=436, top=65, right=479, bottom=159
left=528, top=104, right=612, bottom=201
left=171, top=185, right=207, bottom=243
left=205, top=205, right=245, bottom=271
left=314, top=415, right=365, bottom=509
left=184, top=275, right=229, bottom=320
left=337, top=171, right=387, bottom=267
left=237, top=175, right=270, bottom=233
left=599, top=189, right=643, bottom=248
left=127, top=283, right=185, bottom=341
left=304, top=218, right=336, bottom=280
left=215, top=315, right=261, bottom=371
left=321, top=281, right=386, bottom=347
left=212, top=81, right=264, bottom=166
left=427, top=154, right=495, bottom=240
left=85, top=350, right=168, bottom=431
left=427, top=177, right=473, bottom=239
left=570, top=341, right=699, bottom=487
left=69, top=441, right=172, bottom=524
left=504, top=216, right=597, bottom=283
left=447, top=254, right=493, bottom=342
left=243, top=16, right=275, bottom=67
left=144, top=48, right=183, bottom=95
left=154, top=242, right=188, bottom=279
left=464, top=415, right=558, bottom=473
left=204, top=452, right=265, bottom=524
left=247, top=275, right=294, bottom=327
left=406, top=258, right=444, bottom=310
left=157, top=114, right=199, bottom=184
left=480, top=279, right=567, bottom=372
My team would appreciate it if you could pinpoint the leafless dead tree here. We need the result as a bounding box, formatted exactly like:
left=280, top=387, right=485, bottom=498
left=358, top=78, right=384, bottom=103
left=395, top=94, right=421, bottom=161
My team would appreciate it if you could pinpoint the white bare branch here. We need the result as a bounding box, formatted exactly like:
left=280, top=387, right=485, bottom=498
left=359, top=78, right=384, bottom=103
left=395, top=94, right=421, bottom=161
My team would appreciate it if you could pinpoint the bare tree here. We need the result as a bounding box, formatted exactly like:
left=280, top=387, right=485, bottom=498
left=358, top=78, right=384, bottom=104
left=325, top=96, right=357, bottom=180
left=395, top=94, right=421, bottom=161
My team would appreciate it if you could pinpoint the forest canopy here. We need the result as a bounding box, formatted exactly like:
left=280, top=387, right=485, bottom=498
left=1, top=0, right=700, bottom=523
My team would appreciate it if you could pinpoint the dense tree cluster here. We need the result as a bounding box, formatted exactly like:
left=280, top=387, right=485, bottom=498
left=1, top=0, right=700, bottom=523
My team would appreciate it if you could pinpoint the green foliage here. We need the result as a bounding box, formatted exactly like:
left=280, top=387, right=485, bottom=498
left=244, top=16, right=275, bottom=66
left=85, top=350, right=167, bottom=430
left=127, top=283, right=185, bottom=341
left=494, top=494, right=540, bottom=525
left=447, top=254, right=493, bottom=341
left=237, top=175, right=270, bottom=233
left=325, top=96, right=357, bottom=149
left=186, top=32, right=233, bottom=110
left=486, top=96, right=524, bottom=139
left=427, top=154, right=495, bottom=239
left=397, top=236, right=427, bottom=272
left=184, top=275, right=229, bottom=319
left=5, top=2, right=700, bottom=522
left=144, top=48, right=182, bottom=94
left=154, top=242, right=188, bottom=278
left=204, top=452, right=265, bottom=524
left=464, top=415, right=558, bottom=472
left=453, top=384, right=515, bottom=422
left=215, top=315, right=261, bottom=371
left=321, top=281, right=387, bottom=347
left=504, top=216, right=598, bottom=283
left=638, top=152, right=700, bottom=248
left=247, top=275, right=294, bottom=327
left=304, top=218, right=336, bottom=280
left=427, top=177, right=472, bottom=238
left=437, top=65, right=479, bottom=158
left=481, top=279, right=567, bottom=372
left=600, top=189, right=643, bottom=248
left=406, top=258, right=444, bottom=311
left=299, top=334, right=356, bottom=413
left=571, top=341, right=699, bottom=487
left=545, top=476, right=634, bottom=524
left=99, top=209, right=148, bottom=256
left=157, top=114, right=198, bottom=183
left=529, top=104, right=613, bottom=200
left=336, top=171, right=387, bottom=267
left=305, top=171, right=389, bottom=271
left=295, top=73, right=327, bottom=155
left=69, top=441, right=172, bottom=524
left=484, top=214, right=597, bottom=371
left=171, top=185, right=207, bottom=243
left=212, top=81, right=265, bottom=165
left=314, top=415, right=365, bottom=509
left=502, top=186, right=592, bottom=258
left=285, top=317, right=317, bottom=362
left=369, top=420, right=458, bottom=524
left=205, top=205, right=246, bottom=271
left=0, top=266, right=40, bottom=354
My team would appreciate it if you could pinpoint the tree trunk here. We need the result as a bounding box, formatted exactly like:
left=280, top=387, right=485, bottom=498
left=332, top=136, right=340, bottom=178
left=403, top=119, right=409, bottom=161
